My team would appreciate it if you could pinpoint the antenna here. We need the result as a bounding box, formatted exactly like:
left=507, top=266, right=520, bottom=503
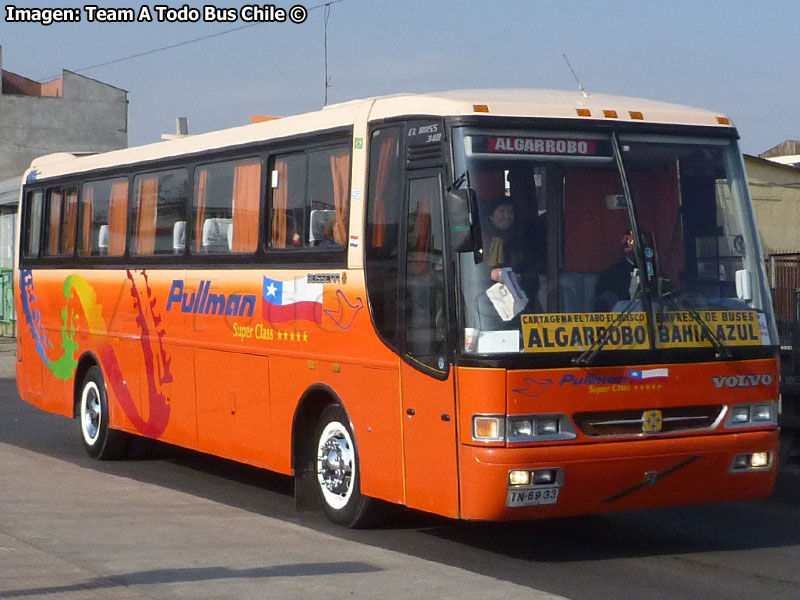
left=562, top=54, right=590, bottom=98
left=323, top=3, right=332, bottom=106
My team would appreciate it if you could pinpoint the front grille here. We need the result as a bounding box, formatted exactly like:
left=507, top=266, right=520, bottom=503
left=573, top=405, right=724, bottom=436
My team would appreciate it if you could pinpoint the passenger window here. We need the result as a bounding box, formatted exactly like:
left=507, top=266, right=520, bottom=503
left=270, top=145, right=350, bottom=249
left=404, top=174, right=447, bottom=372
left=80, top=178, right=128, bottom=256
left=131, top=169, right=188, bottom=255
left=364, top=128, right=402, bottom=349
left=193, top=157, right=261, bottom=254
left=43, top=186, right=78, bottom=256
left=22, top=190, right=43, bottom=258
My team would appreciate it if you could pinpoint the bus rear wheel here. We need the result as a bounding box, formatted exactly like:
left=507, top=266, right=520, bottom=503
left=79, top=366, right=127, bottom=460
left=314, top=404, right=379, bottom=527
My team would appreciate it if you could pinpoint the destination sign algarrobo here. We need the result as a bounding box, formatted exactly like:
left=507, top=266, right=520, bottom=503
left=475, top=136, right=600, bottom=156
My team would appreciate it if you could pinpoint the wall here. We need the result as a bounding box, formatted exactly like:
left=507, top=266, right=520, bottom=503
left=0, top=68, right=128, bottom=180
left=746, top=156, right=800, bottom=255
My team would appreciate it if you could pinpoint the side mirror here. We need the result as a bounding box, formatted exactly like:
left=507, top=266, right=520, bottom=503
left=447, top=188, right=482, bottom=254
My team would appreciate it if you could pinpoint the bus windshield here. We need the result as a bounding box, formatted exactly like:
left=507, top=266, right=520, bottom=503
left=452, top=127, right=778, bottom=356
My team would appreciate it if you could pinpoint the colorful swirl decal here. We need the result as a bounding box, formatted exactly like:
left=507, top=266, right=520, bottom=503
left=20, top=269, right=172, bottom=437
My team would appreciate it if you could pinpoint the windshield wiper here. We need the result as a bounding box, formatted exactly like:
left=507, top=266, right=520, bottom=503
left=658, top=290, right=733, bottom=359
left=573, top=281, right=645, bottom=367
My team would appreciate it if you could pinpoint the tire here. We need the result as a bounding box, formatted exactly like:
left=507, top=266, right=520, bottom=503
left=78, top=366, right=128, bottom=460
left=314, top=404, right=379, bottom=527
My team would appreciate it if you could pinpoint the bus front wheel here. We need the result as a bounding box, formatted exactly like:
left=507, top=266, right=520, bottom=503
left=314, top=404, right=378, bottom=527
left=79, top=366, right=127, bottom=460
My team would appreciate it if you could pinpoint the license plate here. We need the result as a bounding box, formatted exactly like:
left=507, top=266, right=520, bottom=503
left=507, top=486, right=560, bottom=507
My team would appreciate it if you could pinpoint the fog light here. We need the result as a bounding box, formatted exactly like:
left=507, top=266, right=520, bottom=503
left=752, top=405, right=771, bottom=421
left=473, top=416, right=503, bottom=441
left=533, top=469, right=555, bottom=484
left=537, top=418, right=559, bottom=435
left=509, top=470, right=531, bottom=486
left=751, top=452, right=769, bottom=468
left=733, top=453, right=751, bottom=469
left=731, top=406, right=750, bottom=423
left=509, top=419, right=533, bottom=437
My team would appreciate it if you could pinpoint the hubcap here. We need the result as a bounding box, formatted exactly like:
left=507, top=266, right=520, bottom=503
left=317, top=420, right=355, bottom=509
left=81, top=382, right=102, bottom=446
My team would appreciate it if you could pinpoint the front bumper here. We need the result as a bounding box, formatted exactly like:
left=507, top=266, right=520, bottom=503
left=459, top=430, right=778, bottom=520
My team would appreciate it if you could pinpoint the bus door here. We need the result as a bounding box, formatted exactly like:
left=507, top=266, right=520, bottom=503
left=400, top=169, right=459, bottom=517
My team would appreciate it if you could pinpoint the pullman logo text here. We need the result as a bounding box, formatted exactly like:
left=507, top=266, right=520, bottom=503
left=167, top=280, right=256, bottom=317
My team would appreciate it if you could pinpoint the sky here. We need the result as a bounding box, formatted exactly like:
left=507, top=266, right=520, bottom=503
left=1, top=0, right=798, bottom=155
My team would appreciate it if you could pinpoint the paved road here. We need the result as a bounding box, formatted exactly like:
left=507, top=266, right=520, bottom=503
left=1, top=346, right=800, bottom=599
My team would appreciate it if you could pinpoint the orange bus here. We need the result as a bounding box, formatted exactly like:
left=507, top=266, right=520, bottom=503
left=15, top=90, right=780, bottom=527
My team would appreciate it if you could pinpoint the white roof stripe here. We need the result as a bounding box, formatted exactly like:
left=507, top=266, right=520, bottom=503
left=25, top=89, right=732, bottom=181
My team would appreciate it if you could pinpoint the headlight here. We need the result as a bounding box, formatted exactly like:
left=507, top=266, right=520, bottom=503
left=725, top=402, right=777, bottom=428
left=506, top=414, right=576, bottom=442
left=752, top=405, right=772, bottom=421
left=509, top=419, right=533, bottom=437
left=536, top=418, right=560, bottom=435
left=731, top=406, right=750, bottom=423
left=730, top=451, right=772, bottom=471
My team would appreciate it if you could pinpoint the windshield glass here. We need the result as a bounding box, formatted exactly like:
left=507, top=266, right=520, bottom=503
left=452, top=127, right=777, bottom=356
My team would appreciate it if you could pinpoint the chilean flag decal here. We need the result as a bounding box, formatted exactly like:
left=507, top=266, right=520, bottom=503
left=262, top=276, right=323, bottom=323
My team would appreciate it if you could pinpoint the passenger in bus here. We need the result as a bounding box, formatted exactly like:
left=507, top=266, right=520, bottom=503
left=285, top=214, right=302, bottom=247
left=594, top=230, right=638, bottom=312
left=485, top=200, right=517, bottom=283
left=317, top=217, right=341, bottom=248
left=484, top=200, right=543, bottom=295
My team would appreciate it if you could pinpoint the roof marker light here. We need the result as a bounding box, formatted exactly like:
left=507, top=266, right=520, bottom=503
left=576, top=108, right=591, bottom=117
left=716, top=116, right=731, bottom=125
left=629, top=111, right=644, bottom=120
left=473, top=104, right=489, bottom=113
left=603, top=110, right=618, bottom=119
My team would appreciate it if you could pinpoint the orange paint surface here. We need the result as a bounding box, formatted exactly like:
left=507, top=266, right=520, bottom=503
left=16, top=266, right=779, bottom=521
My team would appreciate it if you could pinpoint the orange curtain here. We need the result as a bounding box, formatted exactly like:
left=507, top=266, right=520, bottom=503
left=62, top=188, right=78, bottom=255
left=47, top=190, right=63, bottom=255
left=412, top=190, right=432, bottom=275
left=108, top=179, right=128, bottom=256
left=135, top=177, right=158, bottom=255
left=81, top=185, right=94, bottom=255
left=329, top=149, right=350, bottom=245
left=194, top=170, right=208, bottom=252
left=372, top=137, right=396, bottom=248
left=232, top=159, right=261, bottom=252
left=270, top=160, right=289, bottom=248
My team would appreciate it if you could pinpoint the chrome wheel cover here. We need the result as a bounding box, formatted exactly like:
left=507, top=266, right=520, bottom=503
left=316, top=420, right=355, bottom=510
left=81, top=381, right=102, bottom=446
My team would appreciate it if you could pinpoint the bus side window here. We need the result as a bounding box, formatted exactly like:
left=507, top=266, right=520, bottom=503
left=43, top=187, right=77, bottom=257
left=269, top=145, right=350, bottom=250
left=270, top=154, right=306, bottom=249
left=194, top=157, right=261, bottom=254
left=365, top=128, right=402, bottom=349
left=404, top=174, right=447, bottom=372
left=131, top=169, right=188, bottom=256
left=80, top=178, right=128, bottom=257
left=22, top=190, right=44, bottom=258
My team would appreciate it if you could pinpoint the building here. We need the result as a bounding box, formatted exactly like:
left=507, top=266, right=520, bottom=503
left=0, top=46, right=128, bottom=335
left=760, top=139, right=800, bottom=168
left=746, top=154, right=800, bottom=256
